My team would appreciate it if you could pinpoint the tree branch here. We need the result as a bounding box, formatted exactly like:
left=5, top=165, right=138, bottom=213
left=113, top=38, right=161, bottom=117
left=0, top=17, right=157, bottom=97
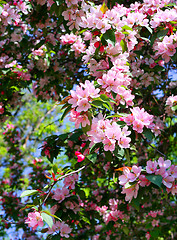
left=39, top=163, right=90, bottom=210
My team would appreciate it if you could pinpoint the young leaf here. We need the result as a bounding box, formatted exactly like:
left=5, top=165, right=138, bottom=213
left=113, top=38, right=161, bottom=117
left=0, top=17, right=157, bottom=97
left=120, top=39, right=128, bottom=53
left=122, top=25, right=133, bottom=31
left=20, top=190, right=38, bottom=198
left=41, top=212, right=53, bottom=229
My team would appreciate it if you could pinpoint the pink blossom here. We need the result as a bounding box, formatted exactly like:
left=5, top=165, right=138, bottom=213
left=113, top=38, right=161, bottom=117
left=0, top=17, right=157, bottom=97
left=64, top=173, right=78, bottom=189
left=162, top=175, right=174, bottom=189
left=158, top=157, right=171, bottom=169
left=103, top=138, right=115, bottom=152
left=129, top=165, right=142, bottom=182
left=139, top=175, right=150, bottom=187
left=25, top=211, right=43, bottom=230
left=119, top=167, right=135, bottom=185
left=48, top=221, right=72, bottom=237
left=52, top=187, right=70, bottom=203
left=119, top=136, right=131, bottom=148
left=0, top=102, right=4, bottom=114
left=171, top=185, right=177, bottom=195
left=146, top=160, right=158, bottom=174
left=168, top=165, right=177, bottom=178
left=152, top=219, right=159, bottom=227
left=121, top=183, right=139, bottom=202
left=145, top=232, right=151, bottom=240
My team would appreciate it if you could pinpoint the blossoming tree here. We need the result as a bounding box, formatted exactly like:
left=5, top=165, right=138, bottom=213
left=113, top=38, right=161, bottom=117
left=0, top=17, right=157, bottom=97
left=0, top=0, right=177, bottom=239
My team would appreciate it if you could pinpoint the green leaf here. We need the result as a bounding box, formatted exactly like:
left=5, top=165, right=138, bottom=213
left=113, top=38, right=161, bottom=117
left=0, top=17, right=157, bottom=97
left=123, top=226, right=129, bottom=235
left=146, top=174, right=163, bottom=188
left=87, top=153, right=97, bottom=163
left=108, top=56, right=113, bottom=68
left=91, top=100, right=104, bottom=109
left=20, top=190, right=38, bottom=198
left=60, top=105, right=72, bottom=121
left=99, top=94, right=110, bottom=102
left=81, top=188, right=90, bottom=198
left=105, top=150, right=112, bottom=161
left=111, top=91, right=117, bottom=99
left=90, top=142, right=102, bottom=154
left=150, top=229, right=160, bottom=238
left=150, top=32, right=157, bottom=46
left=145, top=26, right=153, bottom=34
left=140, top=37, right=150, bottom=42
left=143, top=128, right=154, bottom=141
left=51, top=234, right=61, bottom=240
left=116, top=121, right=126, bottom=127
left=52, top=164, right=58, bottom=175
left=102, top=29, right=116, bottom=46
left=125, top=181, right=137, bottom=189
left=130, top=196, right=140, bottom=211
left=41, top=212, right=53, bottom=229
left=81, top=216, right=91, bottom=225
left=113, top=146, right=124, bottom=159
left=171, top=105, right=177, bottom=111
left=157, top=29, right=169, bottom=39
left=82, top=123, right=91, bottom=133
left=120, top=39, right=128, bottom=53
left=58, top=133, right=68, bottom=141
left=103, top=102, right=112, bottom=111
left=122, top=25, right=133, bottom=31
left=69, top=129, right=83, bottom=141
left=172, top=52, right=177, bottom=62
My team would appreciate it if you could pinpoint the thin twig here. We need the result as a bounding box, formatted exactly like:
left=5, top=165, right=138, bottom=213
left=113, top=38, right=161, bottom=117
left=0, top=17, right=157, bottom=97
left=39, top=163, right=90, bottom=210
left=141, top=134, right=167, bottom=159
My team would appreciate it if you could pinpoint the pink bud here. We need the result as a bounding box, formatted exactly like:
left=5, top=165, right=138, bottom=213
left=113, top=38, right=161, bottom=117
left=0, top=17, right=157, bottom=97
left=77, top=154, right=85, bottom=162
left=81, top=143, right=86, bottom=148
left=75, top=151, right=81, bottom=156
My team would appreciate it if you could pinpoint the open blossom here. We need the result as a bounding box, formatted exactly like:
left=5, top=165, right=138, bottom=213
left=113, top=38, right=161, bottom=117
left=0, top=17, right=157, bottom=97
left=121, top=183, right=139, bottom=202
left=158, top=157, right=171, bottom=169
left=64, top=173, right=78, bottom=189
left=166, top=95, right=177, bottom=107
left=146, top=160, right=158, bottom=174
left=119, top=167, right=135, bottom=185
left=25, top=211, right=43, bottom=230
left=52, top=187, right=70, bottom=203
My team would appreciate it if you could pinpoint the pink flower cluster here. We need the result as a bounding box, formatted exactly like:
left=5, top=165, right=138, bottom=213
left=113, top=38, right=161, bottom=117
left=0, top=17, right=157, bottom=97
left=96, top=198, right=127, bottom=224
left=97, top=69, right=134, bottom=106
left=68, top=80, right=100, bottom=112
left=25, top=211, right=43, bottom=230
left=60, top=33, right=86, bottom=56
left=123, top=107, right=154, bottom=133
left=52, top=173, right=78, bottom=203
left=47, top=221, right=72, bottom=238
left=145, top=210, right=163, bottom=218
left=154, top=34, right=177, bottom=63
left=69, top=80, right=100, bottom=128
left=88, top=113, right=131, bottom=151
left=119, top=157, right=177, bottom=202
